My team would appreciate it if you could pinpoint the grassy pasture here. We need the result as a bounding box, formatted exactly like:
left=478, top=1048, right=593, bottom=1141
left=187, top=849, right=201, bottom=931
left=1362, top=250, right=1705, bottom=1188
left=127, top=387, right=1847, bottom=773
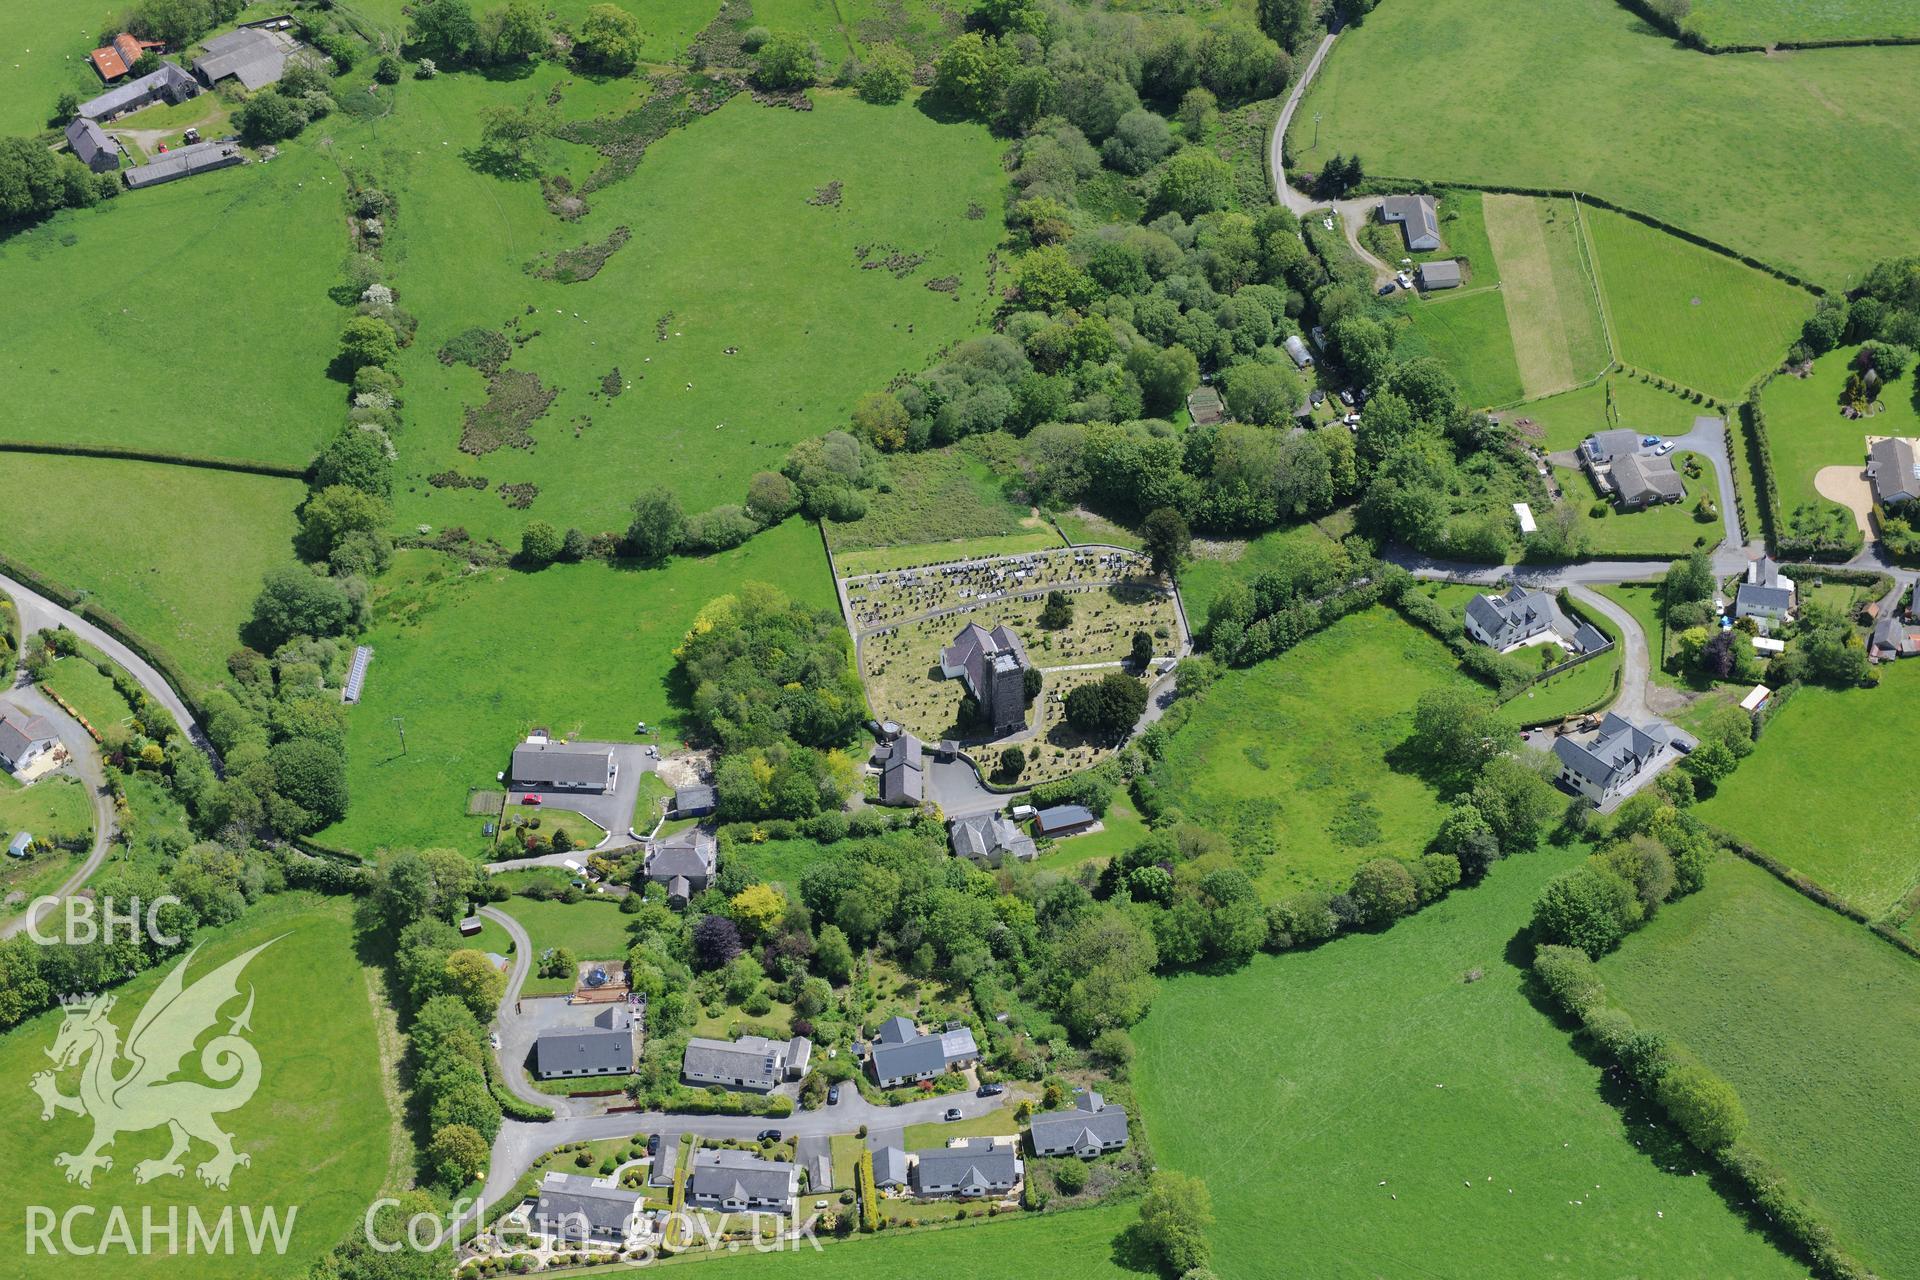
left=1688, top=0, right=1920, bottom=45
left=1761, top=345, right=1920, bottom=521
left=1133, top=847, right=1804, bottom=1280
left=833, top=530, right=1066, bottom=578
left=0, top=145, right=346, bottom=466
left=829, top=448, right=1041, bottom=553
left=0, top=456, right=302, bottom=693
left=1697, top=660, right=1920, bottom=915
left=1288, top=0, right=1920, bottom=284
left=1154, top=607, right=1474, bottom=897
left=318, top=521, right=836, bottom=856
left=1600, top=855, right=1920, bottom=1278
left=0, top=4, right=110, bottom=135
left=1583, top=205, right=1814, bottom=400
left=1481, top=194, right=1610, bottom=399
left=1390, top=288, right=1525, bottom=409
left=0, top=892, right=394, bottom=1279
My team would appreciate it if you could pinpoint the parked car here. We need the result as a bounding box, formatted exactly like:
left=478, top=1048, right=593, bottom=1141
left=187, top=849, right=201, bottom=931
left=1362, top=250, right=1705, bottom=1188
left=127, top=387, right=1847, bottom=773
left=1655, top=441, right=1676, bottom=455
left=758, top=1129, right=782, bottom=1142
left=827, top=1084, right=841, bottom=1105
left=647, top=1134, right=661, bottom=1155
left=977, top=1082, right=1004, bottom=1097
left=944, top=1108, right=963, bottom=1121
left=522, top=794, right=542, bottom=806
left=1641, top=435, right=1661, bottom=447
left=1377, top=282, right=1396, bottom=295
left=1309, top=389, right=1325, bottom=407
left=1338, top=389, right=1356, bottom=406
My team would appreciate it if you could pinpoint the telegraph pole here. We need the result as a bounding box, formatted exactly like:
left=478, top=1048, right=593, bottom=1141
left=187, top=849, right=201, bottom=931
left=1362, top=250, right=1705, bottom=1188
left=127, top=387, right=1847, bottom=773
left=1313, top=112, right=1323, bottom=150
left=391, top=716, right=407, bottom=755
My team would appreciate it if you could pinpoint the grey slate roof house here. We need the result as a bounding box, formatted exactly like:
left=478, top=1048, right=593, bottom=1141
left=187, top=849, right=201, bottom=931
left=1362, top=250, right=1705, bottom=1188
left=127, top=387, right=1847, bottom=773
left=1553, top=713, right=1693, bottom=806
left=191, top=26, right=297, bottom=90
left=910, top=1138, right=1022, bottom=1199
left=1581, top=431, right=1683, bottom=509
left=1463, top=584, right=1557, bottom=652
left=644, top=829, right=717, bottom=907
left=672, top=784, right=716, bottom=818
left=532, top=1172, right=645, bottom=1244
left=873, top=1146, right=911, bottom=1190
left=687, top=1149, right=798, bottom=1214
left=875, top=733, right=925, bottom=807
left=512, top=736, right=616, bottom=793
left=1381, top=194, right=1441, bottom=251
left=534, top=1006, right=634, bottom=1079
left=1033, top=805, right=1096, bottom=838
left=79, top=63, right=198, bottom=120
left=1579, top=429, right=1643, bottom=467
left=940, top=622, right=1031, bottom=738
left=65, top=118, right=123, bottom=173
left=122, top=139, right=244, bottom=189
left=948, top=812, right=1036, bottom=868
left=867, top=1016, right=981, bottom=1087
left=0, top=709, right=58, bottom=773
left=681, top=1034, right=808, bottom=1092
left=1869, top=436, right=1920, bottom=507
left=1871, top=613, right=1920, bottom=660
left=1733, top=558, right=1796, bottom=628
left=1416, top=259, right=1462, bottom=290
left=1029, top=1088, right=1131, bottom=1158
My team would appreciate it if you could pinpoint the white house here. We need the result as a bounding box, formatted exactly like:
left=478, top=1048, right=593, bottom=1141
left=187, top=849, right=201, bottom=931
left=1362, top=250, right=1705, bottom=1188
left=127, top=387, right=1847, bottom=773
left=0, top=709, right=58, bottom=774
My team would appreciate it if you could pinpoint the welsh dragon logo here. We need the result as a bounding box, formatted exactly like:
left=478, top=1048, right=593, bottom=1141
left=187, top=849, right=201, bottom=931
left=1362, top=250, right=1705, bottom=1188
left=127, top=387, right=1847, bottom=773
left=30, top=939, right=278, bottom=1190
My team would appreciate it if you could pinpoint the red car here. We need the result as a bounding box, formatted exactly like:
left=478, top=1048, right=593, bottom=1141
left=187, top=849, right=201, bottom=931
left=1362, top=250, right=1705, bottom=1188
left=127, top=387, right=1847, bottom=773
left=522, top=795, right=543, bottom=806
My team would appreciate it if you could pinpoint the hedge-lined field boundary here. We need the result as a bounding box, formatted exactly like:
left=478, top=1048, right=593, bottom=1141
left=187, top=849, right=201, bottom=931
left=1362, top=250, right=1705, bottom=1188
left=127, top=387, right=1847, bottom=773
left=0, top=440, right=312, bottom=479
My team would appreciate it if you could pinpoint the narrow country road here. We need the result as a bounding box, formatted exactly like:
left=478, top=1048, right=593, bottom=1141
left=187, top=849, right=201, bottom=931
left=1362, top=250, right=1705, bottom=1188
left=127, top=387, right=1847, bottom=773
left=1268, top=26, right=1396, bottom=287
left=0, top=677, right=118, bottom=940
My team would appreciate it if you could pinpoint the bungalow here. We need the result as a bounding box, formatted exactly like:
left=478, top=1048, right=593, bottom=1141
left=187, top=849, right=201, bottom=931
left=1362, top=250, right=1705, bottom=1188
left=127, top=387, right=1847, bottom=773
left=1029, top=1088, right=1131, bottom=1159
left=1870, top=613, right=1920, bottom=660
left=948, top=811, right=1036, bottom=868
left=872, top=1146, right=911, bottom=1191
left=1580, top=431, right=1683, bottom=510
left=1033, top=805, right=1096, bottom=838
left=531, top=1172, right=646, bottom=1245
left=643, top=828, right=717, bottom=907
left=867, top=1015, right=980, bottom=1087
left=1553, top=713, right=1694, bottom=807
left=686, top=1149, right=798, bottom=1215
left=1380, top=194, right=1441, bottom=251
left=1868, top=436, right=1920, bottom=507
left=909, top=1138, right=1022, bottom=1199
left=89, top=33, right=166, bottom=81
left=671, top=784, right=716, bottom=818
left=79, top=63, right=197, bottom=121
left=0, top=709, right=58, bottom=774
left=511, top=735, right=616, bottom=793
left=65, top=118, right=124, bottom=173
left=533, top=1007, right=634, bottom=1079
left=122, top=139, right=244, bottom=189
left=1284, top=334, right=1314, bottom=369
left=1415, top=259, right=1462, bottom=291
left=875, top=733, right=925, bottom=807
left=1733, top=558, right=1796, bottom=629
left=681, top=1034, right=809, bottom=1092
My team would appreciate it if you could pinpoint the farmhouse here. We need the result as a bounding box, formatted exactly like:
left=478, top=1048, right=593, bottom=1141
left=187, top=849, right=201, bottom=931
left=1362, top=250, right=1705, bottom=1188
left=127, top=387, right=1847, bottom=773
left=1553, top=713, right=1694, bottom=807
left=79, top=63, right=197, bottom=121
left=0, top=709, right=58, bottom=774
left=1580, top=430, right=1683, bottom=509
left=532, top=1172, right=646, bottom=1245
left=1416, top=260, right=1462, bottom=290
left=941, top=622, right=1032, bottom=737
left=686, top=1149, right=798, bottom=1215
left=1733, top=558, right=1796, bottom=629
left=948, top=811, right=1036, bottom=868
left=909, top=1138, right=1022, bottom=1199
left=681, top=1034, right=808, bottom=1092
left=643, top=828, right=716, bottom=907
left=511, top=735, right=616, bottom=793
left=122, top=140, right=244, bottom=190
left=89, top=33, right=166, bottom=81
left=533, top=1006, right=634, bottom=1079
left=1380, top=194, right=1441, bottom=250
left=1868, top=436, right=1920, bottom=507
left=64, top=118, right=124, bottom=173
left=867, top=1015, right=980, bottom=1087
left=1033, top=804, right=1096, bottom=838
left=1463, top=584, right=1606, bottom=655
left=671, top=784, right=716, bottom=818
left=1029, top=1088, right=1131, bottom=1158
left=874, top=733, right=925, bottom=806
left=191, top=26, right=298, bottom=90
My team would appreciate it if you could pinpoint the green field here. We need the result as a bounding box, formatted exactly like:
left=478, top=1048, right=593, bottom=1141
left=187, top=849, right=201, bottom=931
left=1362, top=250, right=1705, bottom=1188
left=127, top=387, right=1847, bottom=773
left=1481, top=194, right=1610, bottom=399
left=382, top=81, right=1010, bottom=542
left=1133, top=847, right=1804, bottom=1279
left=1600, top=855, right=1920, bottom=1278
left=0, top=3, right=114, bottom=135
left=1687, top=0, right=1920, bottom=45
left=0, top=893, right=394, bottom=1279
left=833, top=529, right=1067, bottom=578
left=319, top=520, right=837, bottom=856
left=0, top=146, right=346, bottom=466
left=1391, top=288, right=1526, bottom=408
left=828, top=448, right=1041, bottom=553
left=1178, top=519, right=1344, bottom=628
left=0, top=456, right=303, bottom=692
left=1761, top=345, right=1920, bottom=521
left=1156, top=607, right=1474, bottom=896
left=1584, top=205, right=1815, bottom=399
left=1698, top=661, right=1920, bottom=914
left=728, top=836, right=845, bottom=892
left=42, top=652, right=136, bottom=732
left=1290, top=0, right=1920, bottom=283
left=1557, top=451, right=1723, bottom=556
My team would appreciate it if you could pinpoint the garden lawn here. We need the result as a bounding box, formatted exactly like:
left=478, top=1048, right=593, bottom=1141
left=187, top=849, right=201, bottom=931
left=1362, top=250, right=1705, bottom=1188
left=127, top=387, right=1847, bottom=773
left=900, top=1109, right=1020, bottom=1149
left=1288, top=0, right=1920, bottom=283
left=1481, top=194, right=1609, bottom=399
left=1697, top=660, right=1920, bottom=915
left=1518, top=377, right=1718, bottom=454
left=0, top=892, right=394, bottom=1280
left=0, top=145, right=345, bottom=465
left=383, top=84, right=1009, bottom=542
left=1760, top=345, right=1920, bottom=522
left=1389, top=288, right=1525, bottom=408
left=1133, top=847, right=1805, bottom=1280
left=0, top=456, right=302, bottom=693
left=1497, top=649, right=1620, bottom=726
left=318, top=521, right=836, bottom=856
left=1557, top=451, right=1724, bottom=556
left=1687, top=0, right=1920, bottom=45
left=1584, top=205, right=1815, bottom=400
left=729, top=836, right=845, bottom=892
left=0, top=775, right=94, bottom=903
left=1599, top=855, right=1920, bottom=1278
left=1154, top=607, right=1475, bottom=897
left=42, top=652, right=136, bottom=732
left=1594, top=582, right=1675, bottom=685
left=495, top=896, right=637, bottom=993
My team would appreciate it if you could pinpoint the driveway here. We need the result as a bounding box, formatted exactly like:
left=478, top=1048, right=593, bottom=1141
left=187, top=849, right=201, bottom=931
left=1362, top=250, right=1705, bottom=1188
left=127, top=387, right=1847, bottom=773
left=1816, top=465, right=1875, bottom=541
left=503, top=742, right=655, bottom=848
left=1566, top=585, right=1651, bottom=724
left=1669, top=416, right=1743, bottom=552
left=480, top=904, right=607, bottom=1121
left=0, top=678, right=118, bottom=940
